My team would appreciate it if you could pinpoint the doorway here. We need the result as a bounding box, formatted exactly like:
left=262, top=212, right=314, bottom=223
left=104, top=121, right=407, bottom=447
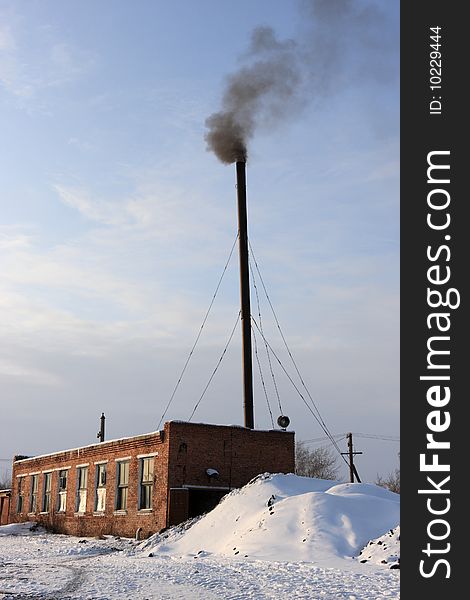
left=187, top=488, right=228, bottom=518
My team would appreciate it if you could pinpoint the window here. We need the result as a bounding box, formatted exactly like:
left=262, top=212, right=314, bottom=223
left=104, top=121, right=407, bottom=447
left=76, top=467, right=88, bottom=513
left=94, top=463, right=107, bottom=512
left=139, top=457, right=154, bottom=510
left=17, top=477, right=25, bottom=514
left=58, top=470, right=68, bottom=512
left=42, top=472, right=52, bottom=512
left=29, top=475, right=38, bottom=513
left=115, top=461, right=129, bottom=511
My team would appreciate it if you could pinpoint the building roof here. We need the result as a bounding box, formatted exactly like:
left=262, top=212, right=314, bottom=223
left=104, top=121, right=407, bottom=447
left=14, top=429, right=163, bottom=464
left=13, top=420, right=292, bottom=465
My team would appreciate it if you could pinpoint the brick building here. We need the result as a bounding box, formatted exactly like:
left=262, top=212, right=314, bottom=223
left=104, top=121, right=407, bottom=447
left=0, top=489, right=10, bottom=525
left=8, top=420, right=294, bottom=538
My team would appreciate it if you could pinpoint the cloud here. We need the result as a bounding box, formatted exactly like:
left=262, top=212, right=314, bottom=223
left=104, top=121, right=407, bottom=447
left=0, top=230, right=33, bottom=250
left=53, top=162, right=233, bottom=251
left=0, top=210, right=234, bottom=363
left=0, top=358, right=62, bottom=387
left=0, top=20, right=95, bottom=106
left=54, top=185, right=129, bottom=226
left=0, top=1, right=398, bottom=486
left=53, top=182, right=215, bottom=246
left=364, top=159, right=400, bottom=183
left=41, top=42, right=95, bottom=89
left=0, top=24, right=15, bottom=51
left=0, top=24, right=34, bottom=98
left=1, top=179, right=398, bottom=483
left=67, top=137, right=95, bottom=152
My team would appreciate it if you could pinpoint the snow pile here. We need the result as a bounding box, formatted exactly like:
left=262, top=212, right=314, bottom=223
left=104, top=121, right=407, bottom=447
left=148, top=473, right=400, bottom=566
left=357, top=526, right=400, bottom=569
left=0, top=528, right=400, bottom=600
left=0, top=522, right=44, bottom=536
left=138, top=515, right=203, bottom=554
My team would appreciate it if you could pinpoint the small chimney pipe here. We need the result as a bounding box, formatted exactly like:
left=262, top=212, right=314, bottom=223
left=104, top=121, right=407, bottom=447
left=97, top=412, right=105, bottom=442
left=236, top=161, right=254, bottom=429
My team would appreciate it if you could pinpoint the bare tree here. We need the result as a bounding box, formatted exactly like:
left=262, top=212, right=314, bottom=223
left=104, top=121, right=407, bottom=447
left=375, top=468, right=400, bottom=494
left=295, top=442, right=340, bottom=480
left=375, top=455, right=400, bottom=494
left=0, top=468, right=12, bottom=490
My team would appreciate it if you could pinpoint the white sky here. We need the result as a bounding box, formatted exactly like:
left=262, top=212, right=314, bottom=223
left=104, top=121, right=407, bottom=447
left=0, top=0, right=399, bottom=482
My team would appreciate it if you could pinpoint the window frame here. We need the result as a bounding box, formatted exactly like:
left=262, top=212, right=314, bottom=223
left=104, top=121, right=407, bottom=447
left=29, top=474, right=39, bottom=513
left=94, top=463, right=107, bottom=513
left=57, top=469, right=68, bottom=512
left=17, top=476, right=25, bottom=514
left=42, top=472, right=52, bottom=513
left=75, top=466, right=88, bottom=513
left=115, top=460, right=130, bottom=512
left=138, top=457, right=154, bottom=511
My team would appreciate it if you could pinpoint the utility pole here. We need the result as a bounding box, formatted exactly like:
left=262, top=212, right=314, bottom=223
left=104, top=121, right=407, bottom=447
left=341, top=432, right=362, bottom=483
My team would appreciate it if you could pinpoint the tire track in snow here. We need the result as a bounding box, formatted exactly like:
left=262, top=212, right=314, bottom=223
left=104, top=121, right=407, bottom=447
left=0, top=547, right=122, bottom=599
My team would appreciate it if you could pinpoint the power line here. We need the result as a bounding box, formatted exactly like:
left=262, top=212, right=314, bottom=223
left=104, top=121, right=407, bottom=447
left=251, top=325, right=275, bottom=429
left=248, top=243, right=345, bottom=462
left=251, top=317, right=349, bottom=469
left=352, top=433, right=400, bottom=442
left=249, top=244, right=334, bottom=430
left=249, top=255, right=283, bottom=416
left=157, top=233, right=239, bottom=429
left=302, top=438, right=347, bottom=451
left=302, top=433, right=399, bottom=444
left=301, top=434, right=347, bottom=445
left=188, top=311, right=241, bottom=422
left=248, top=244, right=397, bottom=478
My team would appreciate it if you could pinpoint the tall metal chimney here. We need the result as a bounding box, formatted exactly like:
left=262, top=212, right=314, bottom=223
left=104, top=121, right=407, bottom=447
left=97, top=412, right=105, bottom=442
left=236, top=161, right=254, bottom=429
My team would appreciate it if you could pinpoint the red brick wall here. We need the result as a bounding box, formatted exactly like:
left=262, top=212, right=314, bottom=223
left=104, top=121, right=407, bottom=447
left=167, top=488, right=189, bottom=526
left=8, top=422, right=295, bottom=537
left=165, top=421, right=295, bottom=490
left=10, top=432, right=167, bottom=539
left=0, top=491, right=10, bottom=525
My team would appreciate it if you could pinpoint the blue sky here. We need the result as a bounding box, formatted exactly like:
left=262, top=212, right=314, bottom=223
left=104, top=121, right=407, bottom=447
left=0, top=1, right=399, bottom=481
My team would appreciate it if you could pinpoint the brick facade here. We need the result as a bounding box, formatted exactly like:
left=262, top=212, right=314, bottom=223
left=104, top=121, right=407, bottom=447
left=8, top=421, right=294, bottom=538
left=0, top=490, right=10, bottom=525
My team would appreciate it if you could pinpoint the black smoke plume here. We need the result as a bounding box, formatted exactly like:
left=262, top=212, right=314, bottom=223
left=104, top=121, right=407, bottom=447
left=205, top=0, right=393, bottom=164
left=205, top=27, right=300, bottom=164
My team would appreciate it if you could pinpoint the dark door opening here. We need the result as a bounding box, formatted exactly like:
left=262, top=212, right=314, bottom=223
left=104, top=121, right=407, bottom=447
left=188, top=488, right=228, bottom=518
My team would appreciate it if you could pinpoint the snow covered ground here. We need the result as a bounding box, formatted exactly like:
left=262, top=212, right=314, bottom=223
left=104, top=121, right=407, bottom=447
left=356, top=527, right=400, bottom=569
left=0, top=474, right=399, bottom=599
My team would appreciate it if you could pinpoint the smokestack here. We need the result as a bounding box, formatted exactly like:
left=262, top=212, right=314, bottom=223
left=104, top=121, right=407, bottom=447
left=236, top=161, right=254, bottom=429
left=204, top=1, right=393, bottom=431
left=97, top=412, right=105, bottom=443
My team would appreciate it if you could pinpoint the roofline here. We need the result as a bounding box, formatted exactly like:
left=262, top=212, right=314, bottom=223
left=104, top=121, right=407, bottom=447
left=168, top=420, right=294, bottom=434
left=13, top=429, right=164, bottom=465
left=12, top=421, right=294, bottom=465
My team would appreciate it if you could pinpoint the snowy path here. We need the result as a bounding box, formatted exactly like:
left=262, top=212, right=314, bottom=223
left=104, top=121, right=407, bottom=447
left=1, top=477, right=400, bottom=600
left=0, top=532, right=399, bottom=600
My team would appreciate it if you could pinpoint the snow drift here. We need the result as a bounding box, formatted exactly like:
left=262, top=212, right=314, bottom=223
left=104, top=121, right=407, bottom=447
left=147, top=473, right=400, bottom=566
left=357, top=525, right=400, bottom=568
